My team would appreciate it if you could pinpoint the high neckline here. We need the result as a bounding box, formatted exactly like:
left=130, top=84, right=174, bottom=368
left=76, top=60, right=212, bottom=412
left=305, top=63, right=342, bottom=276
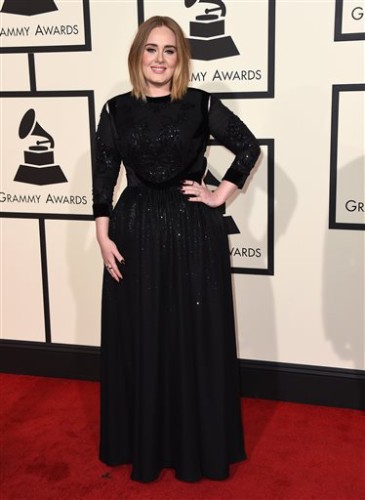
left=146, top=94, right=171, bottom=103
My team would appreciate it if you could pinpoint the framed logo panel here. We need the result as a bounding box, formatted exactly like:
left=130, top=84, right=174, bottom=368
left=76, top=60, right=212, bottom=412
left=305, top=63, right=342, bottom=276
left=0, top=91, right=95, bottom=220
left=0, top=0, right=91, bottom=53
left=329, top=84, right=365, bottom=230
left=139, top=0, right=275, bottom=98
left=206, top=139, right=274, bottom=274
left=335, top=0, right=365, bottom=41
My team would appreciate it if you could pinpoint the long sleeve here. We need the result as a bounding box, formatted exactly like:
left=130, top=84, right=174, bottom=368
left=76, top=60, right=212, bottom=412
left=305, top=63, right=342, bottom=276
left=92, top=102, right=122, bottom=218
left=208, top=95, right=260, bottom=189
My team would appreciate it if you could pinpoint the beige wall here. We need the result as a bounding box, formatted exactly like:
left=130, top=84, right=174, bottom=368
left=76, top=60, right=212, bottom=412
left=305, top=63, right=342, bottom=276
left=1, top=0, right=364, bottom=370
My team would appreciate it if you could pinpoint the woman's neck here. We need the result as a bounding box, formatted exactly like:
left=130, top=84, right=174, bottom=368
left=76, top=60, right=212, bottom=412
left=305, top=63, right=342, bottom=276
left=145, top=85, right=171, bottom=98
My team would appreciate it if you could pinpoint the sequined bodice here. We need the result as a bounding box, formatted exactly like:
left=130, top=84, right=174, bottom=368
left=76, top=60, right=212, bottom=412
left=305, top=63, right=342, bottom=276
left=113, top=93, right=209, bottom=185
left=93, top=88, right=260, bottom=218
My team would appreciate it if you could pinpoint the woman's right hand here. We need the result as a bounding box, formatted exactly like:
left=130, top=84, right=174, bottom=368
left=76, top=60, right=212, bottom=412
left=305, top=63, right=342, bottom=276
left=96, top=216, right=124, bottom=282
left=95, top=217, right=124, bottom=283
left=98, top=236, right=124, bottom=282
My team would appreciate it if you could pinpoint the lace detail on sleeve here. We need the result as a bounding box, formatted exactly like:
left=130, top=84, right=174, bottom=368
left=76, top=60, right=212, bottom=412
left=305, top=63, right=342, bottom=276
left=208, top=96, right=260, bottom=188
left=92, top=102, right=122, bottom=218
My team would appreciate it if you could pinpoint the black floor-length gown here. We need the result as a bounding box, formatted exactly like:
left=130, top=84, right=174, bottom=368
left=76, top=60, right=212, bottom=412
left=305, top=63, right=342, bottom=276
left=93, top=88, right=260, bottom=482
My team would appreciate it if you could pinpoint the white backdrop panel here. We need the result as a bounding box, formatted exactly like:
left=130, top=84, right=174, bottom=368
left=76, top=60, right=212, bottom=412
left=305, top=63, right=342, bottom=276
left=0, top=54, right=30, bottom=91
left=46, top=219, right=102, bottom=346
left=0, top=218, right=45, bottom=341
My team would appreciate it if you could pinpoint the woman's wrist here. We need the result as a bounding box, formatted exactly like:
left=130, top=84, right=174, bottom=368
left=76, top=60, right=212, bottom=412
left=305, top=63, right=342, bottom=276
left=97, top=234, right=110, bottom=245
left=210, top=190, right=225, bottom=207
left=96, top=216, right=110, bottom=244
left=212, top=180, right=238, bottom=207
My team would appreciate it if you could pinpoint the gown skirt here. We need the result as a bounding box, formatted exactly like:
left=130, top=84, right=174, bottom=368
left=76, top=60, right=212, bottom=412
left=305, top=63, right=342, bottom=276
left=99, top=182, right=246, bottom=482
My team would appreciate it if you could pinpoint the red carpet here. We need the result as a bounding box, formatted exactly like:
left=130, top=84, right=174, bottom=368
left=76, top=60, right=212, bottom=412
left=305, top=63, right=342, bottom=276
left=1, top=373, right=364, bottom=500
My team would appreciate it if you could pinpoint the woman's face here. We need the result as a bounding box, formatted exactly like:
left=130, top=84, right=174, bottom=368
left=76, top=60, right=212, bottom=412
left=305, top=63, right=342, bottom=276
left=142, top=26, right=178, bottom=94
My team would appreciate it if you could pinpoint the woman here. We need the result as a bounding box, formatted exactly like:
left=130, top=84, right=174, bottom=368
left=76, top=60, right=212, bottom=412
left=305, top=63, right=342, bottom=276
left=93, top=16, right=260, bottom=483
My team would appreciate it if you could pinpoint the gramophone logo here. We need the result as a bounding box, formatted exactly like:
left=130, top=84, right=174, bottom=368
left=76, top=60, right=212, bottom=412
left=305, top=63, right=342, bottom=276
left=1, top=0, right=58, bottom=16
left=185, top=0, right=239, bottom=60
left=14, top=109, right=67, bottom=186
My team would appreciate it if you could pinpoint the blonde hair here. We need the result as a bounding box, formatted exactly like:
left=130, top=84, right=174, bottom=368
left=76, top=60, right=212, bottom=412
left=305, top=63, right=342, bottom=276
left=128, top=16, right=191, bottom=101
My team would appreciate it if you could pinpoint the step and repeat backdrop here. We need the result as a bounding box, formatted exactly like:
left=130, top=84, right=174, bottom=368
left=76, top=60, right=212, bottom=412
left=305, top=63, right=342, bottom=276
left=1, top=0, right=364, bottom=370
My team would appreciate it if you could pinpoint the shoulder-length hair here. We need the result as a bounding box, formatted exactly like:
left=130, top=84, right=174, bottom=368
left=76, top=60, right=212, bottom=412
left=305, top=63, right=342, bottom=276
left=128, top=16, right=191, bottom=101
